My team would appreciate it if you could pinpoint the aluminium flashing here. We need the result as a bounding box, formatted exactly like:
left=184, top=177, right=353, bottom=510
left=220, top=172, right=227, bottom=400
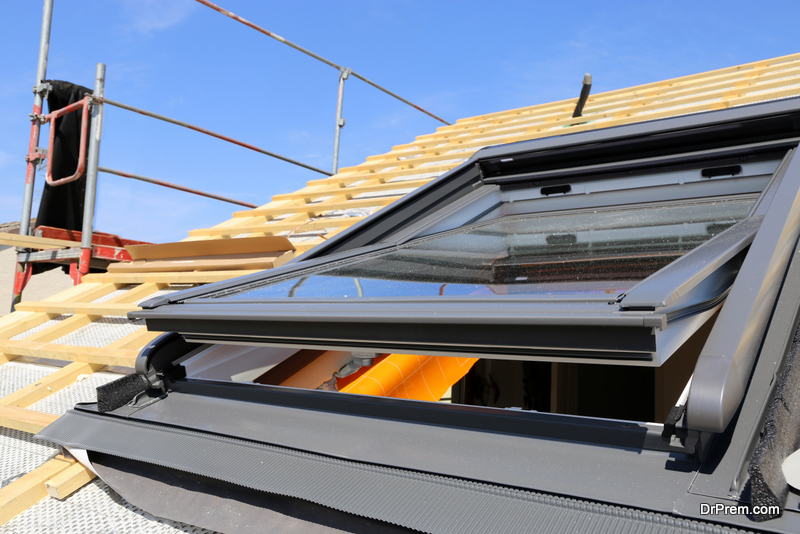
left=37, top=409, right=743, bottom=534
left=40, top=392, right=693, bottom=514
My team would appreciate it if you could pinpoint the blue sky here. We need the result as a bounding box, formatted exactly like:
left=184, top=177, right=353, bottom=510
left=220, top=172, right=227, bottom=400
left=1, top=0, right=798, bottom=243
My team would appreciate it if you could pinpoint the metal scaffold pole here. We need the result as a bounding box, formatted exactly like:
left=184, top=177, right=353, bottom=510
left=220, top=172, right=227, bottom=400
left=13, top=0, right=53, bottom=311
left=77, top=63, right=105, bottom=280
left=332, top=68, right=351, bottom=174
left=193, top=0, right=451, bottom=177
left=19, top=0, right=53, bottom=239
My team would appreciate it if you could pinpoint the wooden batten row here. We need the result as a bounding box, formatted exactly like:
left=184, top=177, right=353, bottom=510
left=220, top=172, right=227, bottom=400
left=0, top=233, right=80, bottom=250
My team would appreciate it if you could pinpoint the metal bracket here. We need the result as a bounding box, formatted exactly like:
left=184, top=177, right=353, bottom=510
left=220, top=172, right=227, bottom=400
left=662, top=407, right=701, bottom=455
left=33, top=81, right=52, bottom=99
left=28, top=113, right=47, bottom=125
left=35, top=147, right=48, bottom=170
left=333, top=351, right=377, bottom=379
left=339, top=67, right=352, bottom=81
left=25, top=146, right=48, bottom=166
left=338, top=118, right=346, bottom=127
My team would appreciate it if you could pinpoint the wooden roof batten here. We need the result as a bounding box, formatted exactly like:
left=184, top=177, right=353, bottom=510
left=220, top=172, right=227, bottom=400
left=1, top=52, right=800, bottom=524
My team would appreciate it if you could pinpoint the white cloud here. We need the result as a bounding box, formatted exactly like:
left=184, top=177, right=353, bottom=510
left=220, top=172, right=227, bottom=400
left=120, top=0, right=198, bottom=35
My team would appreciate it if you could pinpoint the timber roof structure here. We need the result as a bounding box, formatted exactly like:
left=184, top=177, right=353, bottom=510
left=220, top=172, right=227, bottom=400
left=2, top=52, right=800, bottom=529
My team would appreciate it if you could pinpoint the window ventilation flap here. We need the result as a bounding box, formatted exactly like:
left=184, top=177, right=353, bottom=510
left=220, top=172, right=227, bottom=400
left=701, top=165, right=742, bottom=178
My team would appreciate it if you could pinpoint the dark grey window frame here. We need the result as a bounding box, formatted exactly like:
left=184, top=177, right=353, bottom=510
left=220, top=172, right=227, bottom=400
left=132, top=151, right=787, bottom=369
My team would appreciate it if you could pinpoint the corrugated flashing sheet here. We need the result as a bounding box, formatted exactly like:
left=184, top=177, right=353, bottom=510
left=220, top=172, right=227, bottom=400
left=40, top=409, right=753, bottom=534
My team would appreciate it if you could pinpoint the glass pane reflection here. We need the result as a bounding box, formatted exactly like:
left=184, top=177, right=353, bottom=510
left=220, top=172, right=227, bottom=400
left=213, top=197, right=755, bottom=300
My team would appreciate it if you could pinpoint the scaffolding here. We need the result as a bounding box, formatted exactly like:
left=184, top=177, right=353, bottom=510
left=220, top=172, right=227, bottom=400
left=12, top=0, right=450, bottom=311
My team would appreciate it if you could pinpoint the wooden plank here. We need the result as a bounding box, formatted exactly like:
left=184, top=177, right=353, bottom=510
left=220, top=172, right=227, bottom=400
left=188, top=216, right=365, bottom=238
left=272, top=178, right=434, bottom=202
left=13, top=302, right=140, bottom=315
left=0, top=311, right=40, bottom=331
left=10, top=284, right=161, bottom=344
left=0, top=340, right=137, bottom=367
left=0, top=404, right=59, bottom=434
left=126, top=235, right=295, bottom=260
left=0, top=455, right=73, bottom=525
left=0, top=285, right=119, bottom=339
left=0, top=233, right=79, bottom=250
left=0, top=362, right=103, bottom=408
left=107, top=249, right=293, bottom=273
left=44, top=282, right=121, bottom=303
left=418, top=53, right=800, bottom=128
left=45, top=461, right=97, bottom=500
left=105, top=282, right=165, bottom=304
left=0, top=312, right=56, bottom=340
left=236, top=195, right=401, bottom=219
left=82, top=270, right=261, bottom=284
left=22, top=315, right=95, bottom=344
left=294, top=239, right=329, bottom=254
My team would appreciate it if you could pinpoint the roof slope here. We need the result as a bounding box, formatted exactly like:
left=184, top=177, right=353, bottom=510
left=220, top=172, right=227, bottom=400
left=3, top=50, right=800, bottom=424
left=1, top=52, right=800, bottom=520
left=189, top=52, right=800, bottom=252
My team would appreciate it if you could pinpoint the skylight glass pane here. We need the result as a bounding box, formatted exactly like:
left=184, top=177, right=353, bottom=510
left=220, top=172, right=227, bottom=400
left=214, top=197, right=755, bottom=300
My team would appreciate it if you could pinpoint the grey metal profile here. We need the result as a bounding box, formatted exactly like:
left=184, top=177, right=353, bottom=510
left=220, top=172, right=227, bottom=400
left=688, top=149, right=800, bottom=432
left=621, top=215, right=762, bottom=309
left=133, top=299, right=664, bottom=362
